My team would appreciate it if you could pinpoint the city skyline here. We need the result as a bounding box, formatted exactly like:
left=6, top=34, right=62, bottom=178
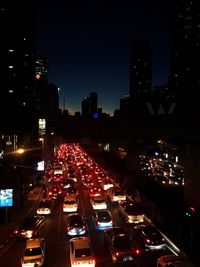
left=35, top=0, right=171, bottom=115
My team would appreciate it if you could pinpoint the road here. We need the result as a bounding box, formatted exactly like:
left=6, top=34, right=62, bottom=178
left=0, top=179, right=176, bottom=267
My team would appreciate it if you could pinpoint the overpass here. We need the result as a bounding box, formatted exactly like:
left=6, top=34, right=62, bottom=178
left=52, top=115, right=200, bottom=207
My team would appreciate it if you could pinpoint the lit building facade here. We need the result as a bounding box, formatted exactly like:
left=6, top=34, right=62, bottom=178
left=0, top=2, right=37, bottom=134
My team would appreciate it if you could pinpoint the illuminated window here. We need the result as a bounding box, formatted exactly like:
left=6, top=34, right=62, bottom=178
left=8, top=90, right=14, bottom=93
left=8, top=65, right=14, bottom=69
left=8, top=49, right=14, bottom=52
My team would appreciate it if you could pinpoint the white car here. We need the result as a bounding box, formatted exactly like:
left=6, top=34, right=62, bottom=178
left=69, top=237, right=95, bottom=267
left=108, top=187, right=126, bottom=203
left=37, top=200, right=52, bottom=215
left=90, top=195, right=107, bottom=210
left=21, top=238, right=46, bottom=267
left=63, top=195, right=79, bottom=212
left=119, top=201, right=145, bottom=224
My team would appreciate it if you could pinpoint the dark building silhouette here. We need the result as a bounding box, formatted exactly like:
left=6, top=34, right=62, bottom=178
left=89, top=92, right=98, bottom=118
left=129, top=41, right=152, bottom=118
left=0, top=2, right=37, bottom=134
left=81, top=92, right=98, bottom=118
left=169, top=0, right=200, bottom=116
left=119, top=94, right=130, bottom=118
left=81, top=97, right=90, bottom=118
left=129, top=41, right=152, bottom=100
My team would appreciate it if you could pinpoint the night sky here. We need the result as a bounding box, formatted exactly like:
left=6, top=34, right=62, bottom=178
left=35, top=0, right=171, bottom=115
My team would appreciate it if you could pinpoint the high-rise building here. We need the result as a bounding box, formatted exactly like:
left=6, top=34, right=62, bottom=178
left=36, top=57, right=48, bottom=82
left=169, top=0, right=200, bottom=99
left=81, top=97, right=90, bottom=118
left=129, top=41, right=152, bottom=100
left=128, top=41, right=152, bottom=118
left=90, top=92, right=98, bottom=118
left=0, top=2, right=36, bottom=134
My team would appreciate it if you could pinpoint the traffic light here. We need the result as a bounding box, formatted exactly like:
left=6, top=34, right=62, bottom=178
left=185, top=206, right=196, bottom=217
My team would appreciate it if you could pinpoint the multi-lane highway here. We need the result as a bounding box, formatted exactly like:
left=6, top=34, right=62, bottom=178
left=0, top=143, right=182, bottom=267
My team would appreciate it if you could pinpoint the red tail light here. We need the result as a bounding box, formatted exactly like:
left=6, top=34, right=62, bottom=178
left=14, top=229, right=18, bottom=234
left=135, top=249, right=141, bottom=255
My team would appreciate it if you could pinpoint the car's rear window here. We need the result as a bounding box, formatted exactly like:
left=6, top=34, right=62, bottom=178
left=75, top=248, right=91, bottom=257
left=24, top=247, right=42, bottom=256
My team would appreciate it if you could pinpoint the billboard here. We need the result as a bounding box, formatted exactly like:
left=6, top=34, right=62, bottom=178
left=0, top=189, right=13, bottom=207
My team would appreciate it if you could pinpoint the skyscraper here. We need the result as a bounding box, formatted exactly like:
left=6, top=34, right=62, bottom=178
left=169, top=0, right=200, bottom=100
left=81, top=97, right=90, bottom=118
left=89, top=92, right=98, bottom=118
left=129, top=40, right=152, bottom=100
left=129, top=41, right=152, bottom=118
left=0, top=2, right=36, bottom=134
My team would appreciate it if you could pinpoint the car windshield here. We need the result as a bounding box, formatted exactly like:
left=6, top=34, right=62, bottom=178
left=94, top=199, right=104, bottom=204
left=24, top=247, right=42, bottom=256
left=65, top=200, right=76, bottom=205
left=75, top=248, right=92, bottom=257
left=39, top=201, right=50, bottom=208
left=124, top=205, right=143, bottom=215
left=97, top=210, right=110, bottom=219
left=69, top=215, right=83, bottom=225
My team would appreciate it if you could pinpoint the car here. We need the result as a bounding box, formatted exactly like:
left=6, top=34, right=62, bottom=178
left=47, top=185, right=62, bottom=199
left=157, top=255, right=195, bottom=267
left=101, top=179, right=114, bottom=191
left=93, top=209, right=113, bottom=230
left=108, top=187, right=126, bottom=203
left=63, top=195, right=79, bottom=212
left=89, top=186, right=103, bottom=197
left=63, top=178, right=76, bottom=189
left=133, top=224, right=166, bottom=251
left=69, top=236, right=95, bottom=267
left=119, top=201, right=145, bottom=224
left=37, top=200, right=52, bottom=215
left=67, top=213, right=86, bottom=236
left=65, top=186, right=78, bottom=196
left=15, top=215, right=45, bottom=239
left=104, top=227, right=141, bottom=263
left=90, top=195, right=107, bottom=210
left=21, top=238, right=46, bottom=267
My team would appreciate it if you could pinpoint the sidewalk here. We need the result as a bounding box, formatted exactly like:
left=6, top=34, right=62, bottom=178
left=0, top=186, right=42, bottom=254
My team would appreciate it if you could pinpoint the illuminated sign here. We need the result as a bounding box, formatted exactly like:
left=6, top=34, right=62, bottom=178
left=38, top=119, right=46, bottom=135
left=0, top=189, right=13, bottom=207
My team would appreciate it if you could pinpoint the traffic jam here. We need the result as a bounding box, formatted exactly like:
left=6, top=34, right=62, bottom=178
left=1, top=142, right=188, bottom=267
left=39, top=143, right=182, bottom=267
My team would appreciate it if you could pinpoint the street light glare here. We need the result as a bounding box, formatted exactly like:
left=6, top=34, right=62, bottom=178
left=16, top=148, right=25, bottom=154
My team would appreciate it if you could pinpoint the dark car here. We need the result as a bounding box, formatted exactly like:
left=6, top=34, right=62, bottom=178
left=119, top=201, right=145, bottom=224
left=93, top=210, right=113, bottom=230
left=63, top=178, right=76, bottom=189
left=65, top=186, right=78, bottom=196
left=15, top=215, right=45, bottom=239
left=47, top=185, right=62, bottom=199
left=104, top=227, right=141, bottom=263
left=133, top=224, right=166, bottom=251
left=67, top=213, right=86, bottom=236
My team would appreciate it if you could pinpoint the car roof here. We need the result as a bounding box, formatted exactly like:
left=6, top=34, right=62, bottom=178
left=26, top=238, right=43, bottom=248
left=71, top=237, right=90, bottom=249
